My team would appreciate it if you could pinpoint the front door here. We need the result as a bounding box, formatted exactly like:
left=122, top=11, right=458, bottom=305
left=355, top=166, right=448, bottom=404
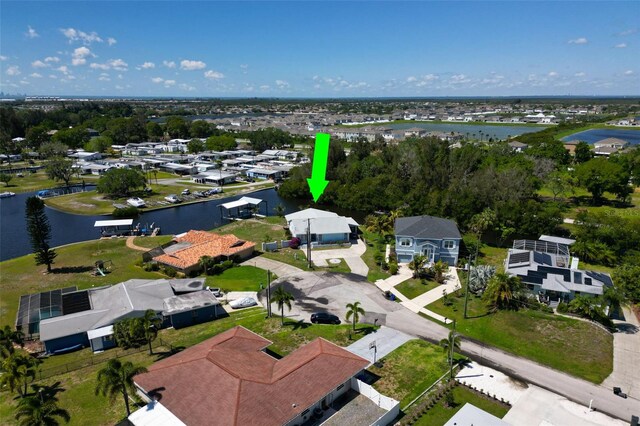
left=422, top=244, right=435, bottom=262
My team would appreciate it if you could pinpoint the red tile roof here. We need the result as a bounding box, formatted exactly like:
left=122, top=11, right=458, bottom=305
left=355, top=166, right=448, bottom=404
left=134, top=326, right=369, bottom=426
left=153, top=231, right=255, bottom=270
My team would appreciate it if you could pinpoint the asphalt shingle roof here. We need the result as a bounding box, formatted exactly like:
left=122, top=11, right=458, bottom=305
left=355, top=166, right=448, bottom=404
left=394, top=215, right=461, bottom=240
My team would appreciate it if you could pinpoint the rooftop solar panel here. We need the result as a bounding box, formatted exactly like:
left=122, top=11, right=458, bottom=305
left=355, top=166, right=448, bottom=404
left=62, top=291, right=91, bottom=315
left=509, top=251, right=530, bottom=265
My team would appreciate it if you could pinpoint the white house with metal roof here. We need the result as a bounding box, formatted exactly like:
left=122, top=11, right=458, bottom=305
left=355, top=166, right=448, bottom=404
left=285, top=208, right=359, bottom=246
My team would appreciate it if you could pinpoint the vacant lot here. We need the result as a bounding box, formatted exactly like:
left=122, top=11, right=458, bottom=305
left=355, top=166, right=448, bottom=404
left=395, top=278, right=439, bottom=300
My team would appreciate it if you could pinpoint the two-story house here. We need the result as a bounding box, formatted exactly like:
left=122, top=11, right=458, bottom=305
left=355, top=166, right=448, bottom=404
left=394, top=215, right=461, bottom=265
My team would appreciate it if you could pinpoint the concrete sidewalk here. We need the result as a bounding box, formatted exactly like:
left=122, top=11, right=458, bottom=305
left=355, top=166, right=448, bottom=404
left=346, top=326, right=414, bottom=366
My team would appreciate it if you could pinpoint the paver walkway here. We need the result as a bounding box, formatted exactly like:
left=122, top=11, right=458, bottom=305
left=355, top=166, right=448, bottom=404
left=602, top=306, right=640, bottom=399
left=346, top=326, right=414, bottom=366
left=302, top=240, right=369, bottom=277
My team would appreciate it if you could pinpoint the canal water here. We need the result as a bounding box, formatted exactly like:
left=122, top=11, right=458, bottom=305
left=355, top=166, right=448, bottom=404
left=0, top=188, right=306, bottom=261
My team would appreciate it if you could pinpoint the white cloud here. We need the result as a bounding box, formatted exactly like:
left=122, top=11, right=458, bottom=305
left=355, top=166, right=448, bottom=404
left=204, top=70, right=224, bottom=80
left=90, top=63, right=110, bottom=70
left=49, top=74, right=57, bottom=79
left=574, top=72, right=586, bottom=77
left=26, top=26, right=39, bottom=39
left=56, top=65, right=70, bottom=75
left=407, top=76, right=417, bottom=82
left=259, top=85, right=270, bottom=90
left=141, top=62, right=155, bottom=69
left=31, top=60, right=48, bottom=68
left=0, top=55, right=7, bottom=61
left=98, top=76, right=110, bottom=81
left=71, top=47, right=92, bottom=66
left=450, top=74, right=470, bottom=83
left=163, top=60, right=176, bottom=68
left=115, top=85, right=124, bottom=90
left=619, top=28, right=637, bottom=36
left=615, top=43, right=627, bottom=48
left=44, top=56, right=60, bottom=63
left=548, top=71, right=559, bottom=77
left=6, top=66, right=21, bottom=76
left=180, top=60, right=206, bottom=70
left=568, top=37, right=588, bottom=45
left=275, top=79, right=290, bottom=88
left=151, top=77, right=164, bottom=84
left=179, top=83, right=195, bottom=91
left=240, top=64, right=248, bottom=69
left=164, top=79, right=176, bottom=87
left=624, top=70, right=634, bottom=76
left=60, top=28, right=103, bottom=44
left=108, top=59, right=128, bottom=71
left=107, top=37, right=117, bottom=46
left=30, top=72, right=43, bottom=78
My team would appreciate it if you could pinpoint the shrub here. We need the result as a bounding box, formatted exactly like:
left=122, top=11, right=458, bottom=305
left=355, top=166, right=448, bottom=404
left=163, top=266, right=177, bottom=277
left=389, top=262, right=398, bottom=275
left=112, top=206, right=140, bottom=218
left=557, top=301, right=569, bottom=313
left=289, top=237, right=301, bottom=249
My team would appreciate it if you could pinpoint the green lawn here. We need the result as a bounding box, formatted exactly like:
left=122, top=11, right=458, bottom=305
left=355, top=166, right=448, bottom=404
left=206, top=265, right=272, bottom=292
left=413, top=385, right=510, bottom=425
left=0, top=309, right=376, bottom=426
left=0, top=239, right=163, bottom=328
left=0, top=170, right=99, bottom=194
left=132, top=235, right=174, bottom=249
left=369, top=340, right=450, bottom=407
left=216, top=217, right=287, bottom=243
left=476, top=245, right=508, bottom=271
left=426, top=292, right=613, bottom=383
left=261, top=248, right=311, bottom=270
left=395, top=278, right=439, bottom=300
left=361, top=229, right=391, bottom=282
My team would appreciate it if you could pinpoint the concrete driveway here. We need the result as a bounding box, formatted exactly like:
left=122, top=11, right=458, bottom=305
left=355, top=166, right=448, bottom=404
left=346, top=326, right=415, bottom=366
left=602, top=306, right=640, bottom=399
left=303, top=240, right=369, bottom=277
left=241, top=256, right=303, bottom=278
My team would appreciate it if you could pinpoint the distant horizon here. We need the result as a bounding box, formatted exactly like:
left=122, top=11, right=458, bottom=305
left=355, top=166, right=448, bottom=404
left=1, top=1, right=638, bottom=97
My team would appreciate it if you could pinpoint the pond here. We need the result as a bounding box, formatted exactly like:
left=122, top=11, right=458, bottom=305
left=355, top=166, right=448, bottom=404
left=385, top=122, right=545, bottom=140
left=561, top=128, right=640, bottom=145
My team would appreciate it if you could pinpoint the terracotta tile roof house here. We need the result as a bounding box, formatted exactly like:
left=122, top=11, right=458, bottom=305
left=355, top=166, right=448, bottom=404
left=153, top=231, right=255, bottom=274
left=131, top=326, right=385, bottom=426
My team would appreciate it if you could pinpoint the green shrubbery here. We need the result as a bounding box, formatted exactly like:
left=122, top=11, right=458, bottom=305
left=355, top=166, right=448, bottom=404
left=112, top=206, right=140, bottom=218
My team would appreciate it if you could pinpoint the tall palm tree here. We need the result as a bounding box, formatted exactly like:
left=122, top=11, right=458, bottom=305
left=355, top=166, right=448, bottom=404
left=95, top=359, right=148, bottom=416
left=345, top=301, right=366, bottom=331
left=15, top=395, right=70, bottom=426
left=482, top=273, right=523, bottom=312
left=140, top=309, right=162, bottom=355
left=0, top=325, right=24, bottom=358
left=0, top=352, right=40, bottom=397
left=272, top=286, right=295, bottom=325
left=431, top=260, right=449, bottom=284
left=439, top=321, right=461, bottom=379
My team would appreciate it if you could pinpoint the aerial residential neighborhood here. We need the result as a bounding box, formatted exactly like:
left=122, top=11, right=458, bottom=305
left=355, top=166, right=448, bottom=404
left=1, top=1, right=640, bottom=426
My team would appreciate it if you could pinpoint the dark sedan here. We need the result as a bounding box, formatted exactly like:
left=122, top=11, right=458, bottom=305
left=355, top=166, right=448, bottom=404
left=310, top=312, right=341, bottom=325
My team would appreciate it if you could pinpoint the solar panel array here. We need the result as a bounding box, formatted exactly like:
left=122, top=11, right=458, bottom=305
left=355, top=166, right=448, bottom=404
left=533, top=252, right=553, bottom=266
left=16, top=287, right=77, bottom=334
left=508, top=251, right=530, bottom=265
left=62, top=291, right=92, bottom=315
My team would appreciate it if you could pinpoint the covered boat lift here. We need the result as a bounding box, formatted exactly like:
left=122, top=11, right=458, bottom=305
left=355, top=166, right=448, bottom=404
left=219, top=196, right=267, bottom=221
left=95, top=219, right=134, bottom=237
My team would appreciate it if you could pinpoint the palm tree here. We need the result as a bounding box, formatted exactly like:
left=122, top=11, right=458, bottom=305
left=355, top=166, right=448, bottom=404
left=273, top=204, right=286, bottom=217
left=140, top=309, right=162, bottom=355
left=408, top=254, right=427, bottom=278
left=272, top=286, right=295, bottom=325
left=482, top=273, right=523, bottom=312
left=198, top=255, right=213, bottom=275
left=345, top=301, right=366, bottom=331
left=15, top=395, right=70, bottom=426
left=0, top=352, right=40, bottom=397
left=439, top=321, right=461, bottom=379
left=431, top=260, right=449, bottom=284
left=0, top=325, right=24, bottom=358
left=95, top=359, right=148, bottom=416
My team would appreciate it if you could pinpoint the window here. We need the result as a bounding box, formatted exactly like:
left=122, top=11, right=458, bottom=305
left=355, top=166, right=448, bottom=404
left=399, top=238, right=412, bottom=247
left=443, top=240, right=455, bottom=249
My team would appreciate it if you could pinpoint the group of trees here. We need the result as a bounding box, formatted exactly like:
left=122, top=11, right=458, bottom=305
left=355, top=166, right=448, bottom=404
left=96, top=168, right=147, bottom=198
left=112, top=310, right=162, bottom=355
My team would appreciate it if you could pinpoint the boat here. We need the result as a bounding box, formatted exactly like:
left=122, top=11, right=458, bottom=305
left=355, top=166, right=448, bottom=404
left=37, top=189, right=54, bottom=199
left=126, top=197, right=146, bottom=208
left=165, top=194, right=180, bottom=203
left=0, top=191, right=16, bottom=198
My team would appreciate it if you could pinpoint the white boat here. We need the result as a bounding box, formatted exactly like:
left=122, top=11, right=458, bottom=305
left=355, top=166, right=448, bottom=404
left=164, top=194, right=180, bottom=203
left=126, top=197, right=146, bottom=208
left=0, top=191, right=16, bottom=198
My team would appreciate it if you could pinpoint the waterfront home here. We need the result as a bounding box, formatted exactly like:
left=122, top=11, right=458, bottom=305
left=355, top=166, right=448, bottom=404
left=508, top=141, right=529, bottom=152
left=394, top=215, right=461, bottom=265
left=32, top=278, right=223, bottom=353
left=505, top=239, right=613, bottom=303
left=151, top=230, right=255, bottom=275
left=285, top=208, right=359, bottom=246
left=129, top=326, right=399, bottom=426
left=593, top=137, right=629, bottom=156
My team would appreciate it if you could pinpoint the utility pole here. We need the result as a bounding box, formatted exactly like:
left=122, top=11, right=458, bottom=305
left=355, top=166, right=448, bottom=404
left=266, top=270, right=272, bottom=318
left=463, top=255, right=472, bottom=319
left=449, top=320, right=457, bottom=379
left=306, top=218, right=312, bottom=269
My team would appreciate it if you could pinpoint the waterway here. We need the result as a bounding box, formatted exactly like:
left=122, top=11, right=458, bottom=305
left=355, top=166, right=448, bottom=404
left=0, top=188, right=303, bottom=261
left=385, top=122, right=544, bottom=140
left=560, top=128, right=640, bottom=145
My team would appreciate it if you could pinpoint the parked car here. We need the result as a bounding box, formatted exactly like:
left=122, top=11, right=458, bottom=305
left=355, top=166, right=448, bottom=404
left=613, top=387, right=628, bottom=399
left=165, top=194, right=180, bottom=203
left=193, top=191, right=206, bottom=198
left=126, top=197, right=146, bottom=208
left=208, top=287, right=223, bottom=297
left=310, top=312, right=341, bottom=325
left=181, top=189, right=190, bottom=195
left=229, top=297, right=258, bottom=309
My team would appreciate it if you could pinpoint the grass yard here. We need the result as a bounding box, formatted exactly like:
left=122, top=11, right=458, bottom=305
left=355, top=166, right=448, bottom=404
left=0, top=239, right=163, bottom=328
left=216, top=217, right=287, bottom=243
left=132, top=234, right=174, bottom=249
left=395, top=278, right=439, bottom=300
left=0, top=309, right=375, bottom=426
left=368, top=340, right=450, bottom=407
left=413, top=385, right=510, bottom=425
left=476, top=245, right=508, bottom=271
left=206, top=265, right=272, bottom=292
left=0, top=170, right=100, bottom=194
left=361, top=229, right=391, bottom=282
left=261, top=248, right=311, bottom=270
left=426, top=292, right=613, bottom=383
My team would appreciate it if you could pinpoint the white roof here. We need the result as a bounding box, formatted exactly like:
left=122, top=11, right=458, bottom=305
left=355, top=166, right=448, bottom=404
left=290, top=217, right=352, bottom=236
left=94, top=219, right=134, bottom=227
left=220, top=196, right=262, bottom=210
left=539, top=235, right=576, bottom=246
left=87, top=325, right=114, bottom=340
left=129, top=401, right=186, bottom=426
left=285, top=208, right=339, bottom=222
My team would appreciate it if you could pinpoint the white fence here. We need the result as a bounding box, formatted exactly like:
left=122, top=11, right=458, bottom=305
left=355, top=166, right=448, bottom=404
left=350, top=378, right=399, bottom=426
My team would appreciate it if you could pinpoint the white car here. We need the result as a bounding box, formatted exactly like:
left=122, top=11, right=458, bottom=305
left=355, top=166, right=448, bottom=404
left=181, top=189, right=190, bottom=195
left=229, top=297, right=257, bottom=309
left=126, top=197, right=146, bottom=208
left=164, top=194, right=180, bottom=203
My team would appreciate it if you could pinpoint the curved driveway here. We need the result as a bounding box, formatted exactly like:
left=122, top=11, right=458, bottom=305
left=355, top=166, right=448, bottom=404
left=262, top=270, right=640, bottom=423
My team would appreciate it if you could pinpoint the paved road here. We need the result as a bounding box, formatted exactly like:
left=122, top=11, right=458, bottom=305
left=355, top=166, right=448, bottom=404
left=265, top=270, right=640, bottom=422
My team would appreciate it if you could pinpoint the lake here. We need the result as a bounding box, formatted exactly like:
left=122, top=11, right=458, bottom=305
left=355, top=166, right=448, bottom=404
left=386, top=122, right=545, bottom=140
left=0, top=188, right=302, bottom=261
left=561, top=128, right=640, bottom=145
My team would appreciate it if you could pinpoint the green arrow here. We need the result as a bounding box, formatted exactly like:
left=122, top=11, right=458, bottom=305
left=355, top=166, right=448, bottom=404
left=307, top=133, right=331, bottom=202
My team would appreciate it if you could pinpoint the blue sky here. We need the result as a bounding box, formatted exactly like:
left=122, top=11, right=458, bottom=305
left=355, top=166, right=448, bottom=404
left=1, top=1, right=638, bottom=97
